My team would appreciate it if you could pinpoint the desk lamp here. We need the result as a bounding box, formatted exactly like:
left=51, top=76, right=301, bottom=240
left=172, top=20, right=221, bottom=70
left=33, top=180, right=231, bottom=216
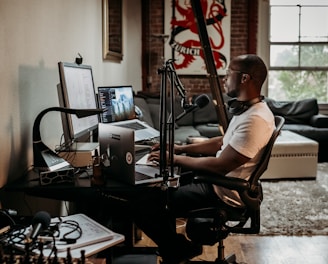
left=33, top=107, right=104, bottom=172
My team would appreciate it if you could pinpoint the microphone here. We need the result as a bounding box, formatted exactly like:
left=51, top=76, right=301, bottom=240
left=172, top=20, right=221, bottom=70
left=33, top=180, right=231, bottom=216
left=176, top=94, right=210, bottom=121
left=29, top=211, right=51, bottom=241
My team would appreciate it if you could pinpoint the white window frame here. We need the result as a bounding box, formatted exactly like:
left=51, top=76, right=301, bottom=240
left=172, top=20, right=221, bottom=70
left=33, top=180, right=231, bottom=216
left=257, top=0, right=328, bottom=111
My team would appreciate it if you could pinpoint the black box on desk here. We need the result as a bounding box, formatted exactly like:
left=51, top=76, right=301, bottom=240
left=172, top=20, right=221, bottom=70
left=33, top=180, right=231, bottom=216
left=39, top=166, right=75, bottom=185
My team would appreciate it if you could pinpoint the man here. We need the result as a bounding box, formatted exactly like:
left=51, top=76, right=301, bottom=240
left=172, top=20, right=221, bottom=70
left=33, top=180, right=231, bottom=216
left=129, top=54, right=275, bottom=264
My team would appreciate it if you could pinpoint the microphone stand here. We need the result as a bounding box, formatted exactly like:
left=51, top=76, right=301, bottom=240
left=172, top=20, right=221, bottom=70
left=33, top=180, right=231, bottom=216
left=167, top=61, right=176, bottom=185
left=158, top=59, right=184, bottom=195
left=158, top=62, right=169, bottom=187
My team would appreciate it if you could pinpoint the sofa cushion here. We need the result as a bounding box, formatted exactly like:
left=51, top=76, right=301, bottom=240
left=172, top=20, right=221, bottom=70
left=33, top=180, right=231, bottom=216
left=193, top=94, right=218, bottom=124
left=145, top=97, right=181, bottom=130
left=148, top=103, right=161, bottom=130
left=265, top=97, right=319, bottom=124
left=310, top=114, right=328, bottom=128
left=195, top=123, right=222, bottom=138
left=134, top=97, right=154, bottom=127
left=174, top=125, right=201, bottom=143
left=193, top=93, right=233, bottom=124
left=171, top=97, right=194, bottom=127
left=282, top=124, right=328, bottom=142
left=193, top=101, right=218, bottom=124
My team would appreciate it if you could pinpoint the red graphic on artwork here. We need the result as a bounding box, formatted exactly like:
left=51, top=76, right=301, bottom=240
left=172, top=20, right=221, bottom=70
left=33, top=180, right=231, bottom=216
left=170, top=0, right=228, bottom=70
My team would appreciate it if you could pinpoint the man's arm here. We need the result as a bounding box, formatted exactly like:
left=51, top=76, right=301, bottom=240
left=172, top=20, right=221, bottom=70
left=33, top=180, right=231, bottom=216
left=175, top=136, right=223, bottom=156
left=148, top=143, right=250, bottom=176
left=174, top=144, right=250, bottom=175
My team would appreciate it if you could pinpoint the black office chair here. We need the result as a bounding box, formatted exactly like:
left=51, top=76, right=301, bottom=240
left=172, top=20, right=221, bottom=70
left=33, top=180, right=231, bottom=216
left=185, top=116, right=285, bottom=264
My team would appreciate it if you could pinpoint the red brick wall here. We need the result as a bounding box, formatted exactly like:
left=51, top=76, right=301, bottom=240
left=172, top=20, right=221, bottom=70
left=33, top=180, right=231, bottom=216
left=141, top=0, right=258, bottom=97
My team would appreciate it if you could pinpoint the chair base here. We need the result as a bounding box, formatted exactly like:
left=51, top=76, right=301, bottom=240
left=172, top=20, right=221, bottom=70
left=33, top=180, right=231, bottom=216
left=190, top=253, right=237, bottom=264
left=189, top=239, right=240, bottom=264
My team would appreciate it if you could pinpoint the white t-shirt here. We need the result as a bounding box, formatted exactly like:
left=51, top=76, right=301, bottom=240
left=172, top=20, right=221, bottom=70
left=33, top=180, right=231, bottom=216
left=213, top=101, right=275, bottom=207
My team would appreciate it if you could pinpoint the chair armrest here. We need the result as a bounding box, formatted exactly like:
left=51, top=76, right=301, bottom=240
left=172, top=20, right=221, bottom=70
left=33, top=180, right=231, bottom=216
left=193, top=172, right=261, bottom=210
left=193, top=173, right=250, bottom=191
left=310, top=114, right=328, bottom=128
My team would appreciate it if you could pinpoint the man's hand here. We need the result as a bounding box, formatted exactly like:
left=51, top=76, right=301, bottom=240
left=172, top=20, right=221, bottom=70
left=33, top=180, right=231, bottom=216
left=147, top=150, right=176, bottom=165
left=151, top=143, right=182, bottom=154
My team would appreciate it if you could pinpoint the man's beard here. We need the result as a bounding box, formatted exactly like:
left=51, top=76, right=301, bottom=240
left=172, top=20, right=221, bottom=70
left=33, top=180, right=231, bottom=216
left=227, top=89, right=237, bottom=98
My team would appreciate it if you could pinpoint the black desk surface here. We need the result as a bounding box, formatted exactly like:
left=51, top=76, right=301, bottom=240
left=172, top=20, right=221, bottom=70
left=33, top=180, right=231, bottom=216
left=4, top=168, right=155, bottom=202
left=3, top=168, right=161, bottom=255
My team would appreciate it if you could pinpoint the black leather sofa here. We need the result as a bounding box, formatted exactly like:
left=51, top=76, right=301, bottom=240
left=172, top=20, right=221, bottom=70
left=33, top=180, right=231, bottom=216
left=134, top=93, right=225, bottom=143
left=135, top=93, right=328, bottom=162
left=264, top=97, right=328, bottom=162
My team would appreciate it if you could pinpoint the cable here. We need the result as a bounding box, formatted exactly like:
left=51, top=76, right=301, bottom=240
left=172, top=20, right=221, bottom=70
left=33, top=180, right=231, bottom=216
left=61, top=220, right=82, bottom=242
left=3, top=224, right=28, bottom=249
left=0, top=210, right=16, bottom=227
left=47, top=218, right=82, bottom=244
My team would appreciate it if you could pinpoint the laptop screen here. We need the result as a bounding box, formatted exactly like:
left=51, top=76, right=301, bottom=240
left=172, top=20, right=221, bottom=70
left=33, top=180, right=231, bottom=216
left=98, top=86, right=136, bottom=123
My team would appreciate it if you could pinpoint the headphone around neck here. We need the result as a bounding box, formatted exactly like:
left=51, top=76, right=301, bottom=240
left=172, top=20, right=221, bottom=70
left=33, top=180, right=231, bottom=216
left=228, top=96, right=264, bottom=115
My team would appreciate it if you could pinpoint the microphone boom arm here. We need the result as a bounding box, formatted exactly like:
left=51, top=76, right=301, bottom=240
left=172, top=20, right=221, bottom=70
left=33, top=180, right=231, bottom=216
left=166, top=59, right=186, bottom=98
left=166, top=59, right=190, bottom=109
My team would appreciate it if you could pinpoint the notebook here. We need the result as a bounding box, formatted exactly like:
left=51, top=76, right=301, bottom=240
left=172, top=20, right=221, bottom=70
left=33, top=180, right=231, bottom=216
left=11, top=214, right=124, bottom=258
left=97, top=85, right=160, bottom=142
left=98, top=123, right=179, bottom=185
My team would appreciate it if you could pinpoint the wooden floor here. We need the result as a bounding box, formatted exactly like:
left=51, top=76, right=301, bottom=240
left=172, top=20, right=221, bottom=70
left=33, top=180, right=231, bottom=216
left=135, top=234, right=328, bottom=264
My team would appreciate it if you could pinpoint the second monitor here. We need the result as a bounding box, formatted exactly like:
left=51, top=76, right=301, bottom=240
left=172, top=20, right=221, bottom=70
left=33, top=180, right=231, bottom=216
left=97, top=85, right=160, bottom=142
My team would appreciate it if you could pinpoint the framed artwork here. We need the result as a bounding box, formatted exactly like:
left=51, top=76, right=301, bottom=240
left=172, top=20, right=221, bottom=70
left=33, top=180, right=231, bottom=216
left=164, top=0, right=231, bottom=75
left=102, top=0, right=123, bottom=61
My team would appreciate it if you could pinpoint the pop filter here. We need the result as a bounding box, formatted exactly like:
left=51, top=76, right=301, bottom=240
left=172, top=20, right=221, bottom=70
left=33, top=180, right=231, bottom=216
left=29, top=211, right=51, bottom=241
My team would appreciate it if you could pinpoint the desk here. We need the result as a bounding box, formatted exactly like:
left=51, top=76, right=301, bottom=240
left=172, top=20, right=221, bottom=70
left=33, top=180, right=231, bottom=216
left=4, top=169, right=159, bottom=254
left=5, top=169, right=148, bottom=201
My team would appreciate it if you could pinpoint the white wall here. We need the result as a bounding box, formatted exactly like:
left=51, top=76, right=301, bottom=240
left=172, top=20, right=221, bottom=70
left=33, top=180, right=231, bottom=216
left=0, top=0, right=141, bottom=214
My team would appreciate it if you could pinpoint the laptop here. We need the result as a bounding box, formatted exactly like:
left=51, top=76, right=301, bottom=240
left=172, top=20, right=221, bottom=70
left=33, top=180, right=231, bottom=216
left=98, top=123, right=179, bottom=185
left=97, top=85, right=160, bottom=142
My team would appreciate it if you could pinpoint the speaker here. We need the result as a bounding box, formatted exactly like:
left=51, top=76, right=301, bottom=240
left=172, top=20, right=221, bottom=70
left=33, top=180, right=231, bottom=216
left=228, top=96, right=264, bottom=115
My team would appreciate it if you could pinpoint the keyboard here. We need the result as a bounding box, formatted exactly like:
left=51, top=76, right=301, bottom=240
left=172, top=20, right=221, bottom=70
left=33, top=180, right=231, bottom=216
left=135, top=165, right=160, bottom=182
left=135, top=172, right=153, bottom=181
left=41, top=150, right=69, bottom=167
left=117, top=121, right=146, bottom=130
left=39, top=149, right=70, bottom=171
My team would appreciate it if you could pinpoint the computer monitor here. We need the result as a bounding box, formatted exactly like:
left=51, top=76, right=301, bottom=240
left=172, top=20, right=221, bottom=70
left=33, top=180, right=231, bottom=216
left=97, top=86, right=136, bottom=123
left=57, top=62, right=99, bottom=145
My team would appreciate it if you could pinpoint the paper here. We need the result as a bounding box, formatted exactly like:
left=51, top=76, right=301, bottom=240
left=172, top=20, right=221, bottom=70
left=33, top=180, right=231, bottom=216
left=136, top=153, right=159, bottom=166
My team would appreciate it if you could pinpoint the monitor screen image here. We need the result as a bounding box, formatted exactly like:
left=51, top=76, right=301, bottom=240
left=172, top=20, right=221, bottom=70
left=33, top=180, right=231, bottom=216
left=98, top=86, right=136, bottom=123
left=57, top=62, right=99, bottom=144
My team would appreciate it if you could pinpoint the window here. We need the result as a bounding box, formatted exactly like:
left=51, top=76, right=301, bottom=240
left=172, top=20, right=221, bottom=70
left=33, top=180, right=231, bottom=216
left=269, top=0, right=328, bottom=103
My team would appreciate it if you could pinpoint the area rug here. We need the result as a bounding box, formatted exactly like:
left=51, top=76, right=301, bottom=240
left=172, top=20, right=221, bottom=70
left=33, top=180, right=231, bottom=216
left=260, top=162, right=328, bottom=236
